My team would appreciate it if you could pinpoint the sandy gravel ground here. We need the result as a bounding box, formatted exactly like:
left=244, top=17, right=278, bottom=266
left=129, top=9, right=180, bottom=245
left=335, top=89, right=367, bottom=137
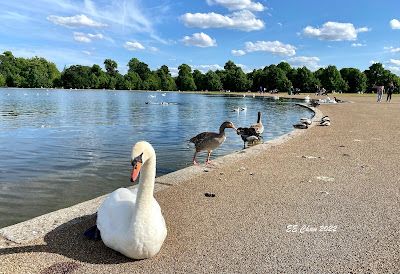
left=0, top=94, right=399, bottom=274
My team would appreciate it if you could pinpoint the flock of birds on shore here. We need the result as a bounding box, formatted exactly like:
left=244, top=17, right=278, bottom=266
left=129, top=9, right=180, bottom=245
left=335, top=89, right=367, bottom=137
left=83, top=94, right=333, bottom=260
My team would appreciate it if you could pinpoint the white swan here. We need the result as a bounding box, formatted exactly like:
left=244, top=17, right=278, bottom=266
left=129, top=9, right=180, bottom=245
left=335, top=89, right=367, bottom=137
left=97, top=141, right=167, bottom=259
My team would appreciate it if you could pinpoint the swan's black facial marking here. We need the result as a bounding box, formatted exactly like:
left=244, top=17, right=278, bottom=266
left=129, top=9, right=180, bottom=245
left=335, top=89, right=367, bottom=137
left=131, top=153, right=143, bottom=166
left=130, top=153, right=143, bottom=182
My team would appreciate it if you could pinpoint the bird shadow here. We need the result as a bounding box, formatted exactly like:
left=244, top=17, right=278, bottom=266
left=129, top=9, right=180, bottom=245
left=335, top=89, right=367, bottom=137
left=0, top=214, right=134, bottom=265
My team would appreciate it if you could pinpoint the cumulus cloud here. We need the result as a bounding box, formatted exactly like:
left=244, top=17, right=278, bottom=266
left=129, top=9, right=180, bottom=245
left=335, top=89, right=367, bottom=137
left=389, top=59, right=400, bottom=66
left=384, top=46, right=400, bottom=53
left=206, top=0, right=265, bottom=11
left=124, top=41, right=145, bottom=51
left=351, top=43, right=366, bottom=47
left=73, top=32, right=104, bottom=43
left=244, top=41, right=296, bottom=56
left=231, top=49, right=246, bottom=56
left=47, top=14, right=107, bottom=28
left=192, top=64, right=224, bottom=73
left=302, top=21, right=369, bottom=41
left=387, top=66, right=400, bottom=76
left=181, top=10, right=264, bottom=31
left=287, top=56, right=321, bottom=71
left=182, top=32, right=217, bottom=47
left=390, top=19, right=400, bottom=29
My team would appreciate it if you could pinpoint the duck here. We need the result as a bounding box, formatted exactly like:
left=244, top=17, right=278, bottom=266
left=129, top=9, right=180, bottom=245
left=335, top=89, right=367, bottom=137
left=190, top=121, right=236, bottom=165
left=237, top=127, right=260, bottom=148
left=232, top=107, right=240, bottom=112
left=85, top=141, right=167, bottom=259
left=293, top=121, right=308, bottom=129
left=250, top=111, right=264, bottom=134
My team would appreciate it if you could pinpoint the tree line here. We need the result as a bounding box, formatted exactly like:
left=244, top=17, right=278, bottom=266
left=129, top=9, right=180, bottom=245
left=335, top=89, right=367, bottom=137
left=0, top=50, right=399, bottom=93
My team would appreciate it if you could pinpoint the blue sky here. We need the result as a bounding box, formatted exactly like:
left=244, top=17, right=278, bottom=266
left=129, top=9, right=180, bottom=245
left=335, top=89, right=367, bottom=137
left=1, top=0, right=400, bottom=76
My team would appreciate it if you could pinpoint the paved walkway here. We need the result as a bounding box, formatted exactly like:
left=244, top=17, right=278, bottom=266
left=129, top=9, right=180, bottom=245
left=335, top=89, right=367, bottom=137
left=0, top=95, right=399, bottom=273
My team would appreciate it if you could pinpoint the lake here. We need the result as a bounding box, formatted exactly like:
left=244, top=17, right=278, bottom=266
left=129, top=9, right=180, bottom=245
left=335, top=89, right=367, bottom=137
left=0, top=88, right=313, bottom=227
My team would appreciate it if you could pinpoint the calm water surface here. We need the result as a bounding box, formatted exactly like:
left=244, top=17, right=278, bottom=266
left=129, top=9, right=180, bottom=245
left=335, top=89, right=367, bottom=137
left=0, top=88, right=312, bottom=227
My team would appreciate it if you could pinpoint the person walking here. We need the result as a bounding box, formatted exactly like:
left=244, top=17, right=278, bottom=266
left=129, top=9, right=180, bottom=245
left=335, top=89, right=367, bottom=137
left=376, top=85, right=384, bottom=102
left=387, top=82, right=394, bottom=102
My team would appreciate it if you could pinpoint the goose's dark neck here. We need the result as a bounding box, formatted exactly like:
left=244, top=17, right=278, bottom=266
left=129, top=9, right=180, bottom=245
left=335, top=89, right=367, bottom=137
left=257, top=112, right=261, bottom=123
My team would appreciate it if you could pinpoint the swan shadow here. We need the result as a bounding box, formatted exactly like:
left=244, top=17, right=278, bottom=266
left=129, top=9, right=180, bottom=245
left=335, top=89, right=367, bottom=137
left=0, top=214, right=135, bottom=264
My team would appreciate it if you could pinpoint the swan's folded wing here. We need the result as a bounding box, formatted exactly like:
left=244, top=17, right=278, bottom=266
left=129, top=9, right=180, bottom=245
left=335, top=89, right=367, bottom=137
left=97, top=188, right=137, bottom=239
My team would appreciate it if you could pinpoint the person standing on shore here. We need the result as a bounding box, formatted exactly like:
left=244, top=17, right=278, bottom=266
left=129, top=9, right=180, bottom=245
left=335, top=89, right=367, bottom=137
left=386, top=82, right=394, bottom=102
left=376, top=85, right=384, bottom=102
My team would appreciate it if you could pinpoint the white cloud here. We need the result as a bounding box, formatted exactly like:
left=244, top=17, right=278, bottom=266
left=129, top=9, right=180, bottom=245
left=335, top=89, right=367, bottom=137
left=231, top=49, right=246, bottom=56
left=181, top=10, right=264, bottom=31
left=244, top=41, right=296, bottom=56
left=302, top=21, right=369, bottom=41
left=182, top=32, right=217, bottom=47
left=192, top=64, right=223, bottom=73
left=47, top=14, right=107, bottom=28
left=390, top=19, right=400, bottom=29
left=351, top=43, right=366, bottom=47
left=387, top=66, right=400, bottom=76
left=389, top=59, right=400, bottom=66
left=384, top=46, right=400, bottom=53
left=73, top=32, right=104, bottom=43
left=206, top=0, right=265, bottom=11
left=287, top=56, right=321, bottom=71
left=124, top=41, right=145, bottom=51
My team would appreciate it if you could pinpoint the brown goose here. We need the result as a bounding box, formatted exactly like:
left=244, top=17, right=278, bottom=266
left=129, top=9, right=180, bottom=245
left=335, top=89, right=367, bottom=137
left=250, top=111, right=264, bottom=134
left=190, top=121, right=236, bottom=165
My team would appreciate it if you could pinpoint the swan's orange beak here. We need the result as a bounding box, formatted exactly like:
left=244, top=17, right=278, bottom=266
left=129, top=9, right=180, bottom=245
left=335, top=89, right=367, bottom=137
left=130, top=162, right=142, bottom=182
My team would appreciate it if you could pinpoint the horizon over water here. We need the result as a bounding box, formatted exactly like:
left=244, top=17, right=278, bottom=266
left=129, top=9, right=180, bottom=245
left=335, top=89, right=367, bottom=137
left=0, top=88, right=313, bottom=227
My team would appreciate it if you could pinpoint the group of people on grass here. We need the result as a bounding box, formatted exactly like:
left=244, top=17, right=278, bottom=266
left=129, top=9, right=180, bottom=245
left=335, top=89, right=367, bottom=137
left=376, top=82, right=396, bottom=103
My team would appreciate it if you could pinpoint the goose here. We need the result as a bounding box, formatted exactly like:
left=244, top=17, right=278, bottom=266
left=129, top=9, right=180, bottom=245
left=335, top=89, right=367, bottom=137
left=190, top=121, right=236, bottom=165
left=85, top=141, right=167, bottom=259
left=237, top=127, right=260, bottom=148
left=320, top=120, right=331, bottom=126
left=300, top=118, right=312, bottom=125
left=321, top=116, right=330, bottom=122
left=293, top=122, right=308, bottom=129
left=250, top=111, right=264, bottom=134
left=334, top=97, right=342, bottom=103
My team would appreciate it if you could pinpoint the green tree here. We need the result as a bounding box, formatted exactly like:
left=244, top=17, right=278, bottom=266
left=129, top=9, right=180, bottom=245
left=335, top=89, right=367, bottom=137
left=193, top=69, right=207, bottom=91
left=316, top=65, right=347, bottom=92
left=0, top=73, right=5, bottom=86
left=263, top=65, right=292, bottom=92
left=123, top=71, right=142, bottom=90
left=290, top=67, right=319, bottom=92
left=156, top=65, right=176, bottom=91
left=142, top=72, right=161, bottom=90
left=364, top=63, right=396, bottom=89
left=222, top=60, right=250, bottom=91
left=340, top=68, right=367, bottom=93
left=176, top=64, right=196, bottom=91
left=204, top=70, right=222, bottom=91
left=104, top=59, right=118, bottom=76
left=277, top=62, right=292, bottom=76
left=128, top=58, right=151, bottom=83
left=61, top=65, right=92, bottom=89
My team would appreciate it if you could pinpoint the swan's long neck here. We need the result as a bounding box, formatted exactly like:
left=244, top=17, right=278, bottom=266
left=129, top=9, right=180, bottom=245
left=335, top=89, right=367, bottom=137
left=133, top=153, right=156, bottom=220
